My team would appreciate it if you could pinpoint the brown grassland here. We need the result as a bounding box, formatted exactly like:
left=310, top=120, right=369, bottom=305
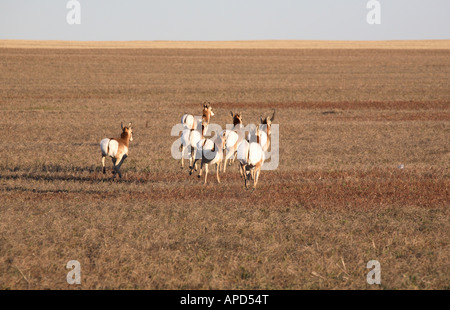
left=0, top=41, right=449, bottom=290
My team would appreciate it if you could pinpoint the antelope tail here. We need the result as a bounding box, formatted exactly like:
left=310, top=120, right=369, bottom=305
left=107, top=138, right=113, bottom=157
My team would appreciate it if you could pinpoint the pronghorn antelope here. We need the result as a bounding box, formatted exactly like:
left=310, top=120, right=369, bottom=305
left=180, top=102, right=215, bottom=170
left=248, top=109, right=276, bottom=152
left=180, top=115, right=201, bottom=169
left=238, top=126, right=265, bottom=190
left=222, top=111, right=245, bottom=173
left=259, top=109, right=275, bottom=152
left=100, top=122, right=133, bottom=179
left=190, top=129, right=227, bottom=184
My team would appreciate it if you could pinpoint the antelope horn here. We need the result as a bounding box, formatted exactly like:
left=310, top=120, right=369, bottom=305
left=121, top=122, right=124, bottom=130
left=270, top=109, right=276, bottom=122
left=230, top=111, right=234, bottom=117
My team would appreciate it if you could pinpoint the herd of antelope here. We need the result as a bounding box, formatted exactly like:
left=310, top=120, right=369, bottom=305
left=99, top=103, right=275, bottom=190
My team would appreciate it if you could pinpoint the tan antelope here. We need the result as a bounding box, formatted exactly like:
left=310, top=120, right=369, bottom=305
left=180, top=102, right=215, bottom=171
left=100, top=122, right=133, bottom=179
left=180, top=114, right=200, bottom=169
left=258, top=109, right=275, bottom=152
left=190, top=128, right=227, bottom=184
left=237, top=126, right=265, bottom=190
left=222, top=111, right=245, bottom=173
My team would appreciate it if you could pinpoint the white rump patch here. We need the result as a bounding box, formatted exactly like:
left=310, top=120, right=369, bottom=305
left=100, top=138, right=118, bottom=158
left=259, top=131, right=268, bottom=150
left=199, top=138, right=221, bottom=163
left=190, top=129, right=202, bottom=147
left=237, top=140, right=249, bottom=164
left=225, top=130, right=239, bottom=149
left=248, top=128, right=268, bottom=149
left=181, top=129, right=191, bottom=147
left=248, top=142, right=264, bottom=166
left=182, top=114, right=195, bottom=130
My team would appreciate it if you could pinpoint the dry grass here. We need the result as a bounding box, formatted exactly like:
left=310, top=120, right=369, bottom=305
left=0, top=46, right=448, bottom=290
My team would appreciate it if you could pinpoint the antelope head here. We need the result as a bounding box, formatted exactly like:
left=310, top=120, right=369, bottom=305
left=202, top=102, right=214, bottom=124
left=230, top=111, right=243, bottom=126
left=260, top=109, right=275, bottom=134
left=121, top=122, right=133, bottom=142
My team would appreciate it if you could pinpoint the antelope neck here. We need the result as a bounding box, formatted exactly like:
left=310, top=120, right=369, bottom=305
left=120, top=132, right=131, bottom=146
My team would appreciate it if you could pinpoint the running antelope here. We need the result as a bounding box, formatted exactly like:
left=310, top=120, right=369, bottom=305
left=257, top=109, right=275, bottom=152
left=180, top=102, right=215, bottom=170
left=180, top=115, right=201, bottom=169
left=222, top=111, right=245, bottom=173
left=238, top=126, right=265, bottom=190
left=190, top=129, right=227, bottom=184
left=100, top=122, right=133, bottom=179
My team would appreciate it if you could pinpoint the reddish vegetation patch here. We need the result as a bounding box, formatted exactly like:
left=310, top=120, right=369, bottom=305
left=336, top=111, right=450, bottom=121
left=2, top=168, right=447, bottom=209
left=206, top=101, right=450, bottom=111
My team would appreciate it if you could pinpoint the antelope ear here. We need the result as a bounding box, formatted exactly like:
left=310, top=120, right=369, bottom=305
left=128, top=122, right=132, bottom=128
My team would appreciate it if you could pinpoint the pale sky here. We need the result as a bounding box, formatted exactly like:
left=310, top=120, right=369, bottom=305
left=0, top=0, right=449, bottom=41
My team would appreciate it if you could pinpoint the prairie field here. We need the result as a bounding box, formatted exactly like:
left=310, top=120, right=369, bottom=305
left=0, top=41, right=449, bottom=290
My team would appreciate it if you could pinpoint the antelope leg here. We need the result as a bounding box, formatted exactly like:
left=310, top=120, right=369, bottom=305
left=216, top=162, right=221, bottom=183
left=254, top=169, right=260, bottom=189
left=204, top=163, right=209, bottom=184
left=115, top=155, right=127, bottom=179
left=102, top=156, right=106, bottom=174
left=180, top=145, right=185, bottom=168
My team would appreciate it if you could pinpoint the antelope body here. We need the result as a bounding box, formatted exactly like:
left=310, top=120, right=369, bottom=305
left=241, top=109, right=275, bottom=188
left=248, top=109, right=275, bottom=152
left=190, top=129, right=226, bottom=184
left=223, top=111, right=245, bottom=172
left=180, top=103, right=215, bottom=171
left=100, top=122, right=133, bottom=179
left=238, top=126, right=266, bottom=190
left=180, top=117, right=202, bottom=169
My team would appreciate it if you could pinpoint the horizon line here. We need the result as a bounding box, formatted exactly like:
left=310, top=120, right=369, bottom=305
left=1, top=39, right=449, bottom=49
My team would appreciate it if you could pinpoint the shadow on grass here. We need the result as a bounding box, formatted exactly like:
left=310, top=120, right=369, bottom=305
left=1, top=185, right=106, bottom=195
left=0, top=172, right=148, bottom=184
